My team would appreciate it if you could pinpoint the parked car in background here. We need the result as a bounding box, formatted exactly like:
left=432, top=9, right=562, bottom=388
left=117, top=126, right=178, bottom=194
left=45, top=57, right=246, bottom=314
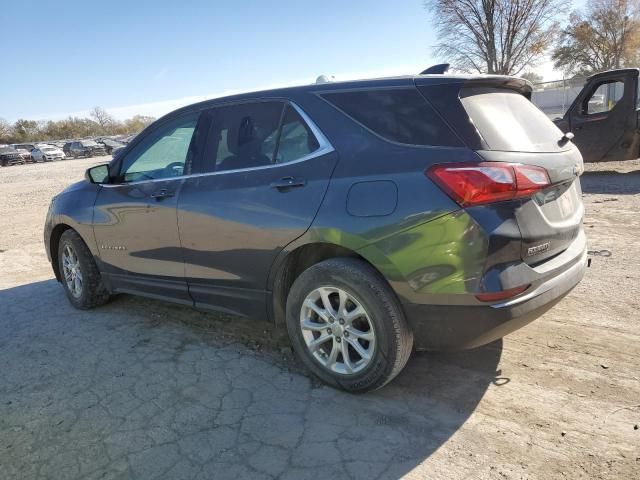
left=65, top=140, right=107, bottom=158
left=97, top=138, right=126, bottom=154
left=552, top=68, right=640, bottom=162
left=31, top=145, right=66, bottom=162
left=11, top=144, right=36, bottom=163
left=0, top=147, right=25, bottom=166
left=62, top=142, right=73, bottom=157
left=44, top=72, right=587, bottom=392
left=12, top=143, right=36, bottom=152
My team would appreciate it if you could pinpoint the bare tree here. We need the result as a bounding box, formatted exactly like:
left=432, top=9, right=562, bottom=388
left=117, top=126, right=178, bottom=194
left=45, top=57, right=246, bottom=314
left=89, top=106, right=115, bottom=133
left=553, top=0, right=640, bottom=75
left=426, top=0, right=563, bottom=75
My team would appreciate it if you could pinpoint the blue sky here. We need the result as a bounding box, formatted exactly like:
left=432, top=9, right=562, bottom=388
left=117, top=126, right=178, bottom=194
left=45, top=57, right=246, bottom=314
left=2, top=0, right=583, bottom=122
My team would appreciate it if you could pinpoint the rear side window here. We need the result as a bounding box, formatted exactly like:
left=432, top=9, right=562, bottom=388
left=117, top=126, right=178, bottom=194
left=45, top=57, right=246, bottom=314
left=208, top=101, right=284, bottom=172
left=321, top=88, right=461, bottom=147
left=202, top=101, right=324, bottom=173
left=460, top=88, right=566, bottom=152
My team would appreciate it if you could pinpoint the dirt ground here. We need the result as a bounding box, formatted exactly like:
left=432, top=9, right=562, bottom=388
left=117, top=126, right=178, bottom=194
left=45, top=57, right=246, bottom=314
left=0, top=157, right=638, bottom=479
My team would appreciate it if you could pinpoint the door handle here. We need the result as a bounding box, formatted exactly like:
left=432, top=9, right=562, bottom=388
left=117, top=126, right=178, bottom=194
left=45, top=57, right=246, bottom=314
left=150, top=189, right=174, bottom=200
left=270, top=177, right=306, bottom=190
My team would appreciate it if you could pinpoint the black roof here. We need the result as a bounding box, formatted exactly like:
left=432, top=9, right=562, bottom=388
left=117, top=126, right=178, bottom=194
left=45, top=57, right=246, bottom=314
left=166, top=73, right=530, bottom=120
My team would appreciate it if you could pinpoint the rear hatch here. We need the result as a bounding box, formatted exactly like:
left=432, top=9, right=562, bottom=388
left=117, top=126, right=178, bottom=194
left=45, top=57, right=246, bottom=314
left=418, top=78, right=584, bottom=265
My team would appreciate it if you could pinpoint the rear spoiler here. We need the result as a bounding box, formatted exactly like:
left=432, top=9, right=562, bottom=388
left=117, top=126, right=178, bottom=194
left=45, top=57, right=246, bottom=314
left=415, top=74, right=532, bottom=99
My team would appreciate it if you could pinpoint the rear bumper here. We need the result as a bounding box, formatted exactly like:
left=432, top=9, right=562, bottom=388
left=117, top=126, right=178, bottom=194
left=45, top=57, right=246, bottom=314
left=404, top=246, right=587, bottom=351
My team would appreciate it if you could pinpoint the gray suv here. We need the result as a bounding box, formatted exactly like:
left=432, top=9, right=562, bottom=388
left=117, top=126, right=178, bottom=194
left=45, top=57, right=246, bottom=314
left=44, top=73, right=586, bottom=391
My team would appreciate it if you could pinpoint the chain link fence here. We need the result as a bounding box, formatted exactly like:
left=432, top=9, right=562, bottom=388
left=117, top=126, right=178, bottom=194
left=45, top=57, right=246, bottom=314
left=531, top=77, right=587, bottom=120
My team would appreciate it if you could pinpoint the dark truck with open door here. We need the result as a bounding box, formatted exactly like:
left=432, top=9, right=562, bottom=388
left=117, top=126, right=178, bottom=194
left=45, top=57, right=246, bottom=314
left=553, top=68, right=639, bottom=162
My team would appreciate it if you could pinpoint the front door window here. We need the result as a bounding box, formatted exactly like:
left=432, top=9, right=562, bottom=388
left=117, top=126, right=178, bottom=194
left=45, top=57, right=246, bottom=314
left=119, top=112, right=199, bottom=182
left=583, top=80, right=624, bottom=115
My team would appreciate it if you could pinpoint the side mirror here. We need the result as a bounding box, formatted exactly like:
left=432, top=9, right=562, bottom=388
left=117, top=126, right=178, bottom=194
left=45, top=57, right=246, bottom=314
left=85, top=164, right=110, bottom=184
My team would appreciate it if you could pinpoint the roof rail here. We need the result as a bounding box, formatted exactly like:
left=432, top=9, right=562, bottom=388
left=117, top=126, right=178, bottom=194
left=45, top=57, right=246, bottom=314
left=420, top=64, right=450, bottom=75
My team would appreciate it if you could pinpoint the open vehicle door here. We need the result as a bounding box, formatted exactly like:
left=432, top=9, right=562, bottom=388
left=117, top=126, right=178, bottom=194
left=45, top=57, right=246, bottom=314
left=554, top=69, right=639, bottom=162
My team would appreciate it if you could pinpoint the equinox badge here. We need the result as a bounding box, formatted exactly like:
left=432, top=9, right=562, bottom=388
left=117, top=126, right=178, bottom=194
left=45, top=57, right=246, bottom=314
left=527, top=242, right=550, bottom=256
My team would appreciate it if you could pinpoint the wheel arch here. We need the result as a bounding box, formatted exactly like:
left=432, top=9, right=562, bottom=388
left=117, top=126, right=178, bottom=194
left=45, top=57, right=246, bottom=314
left=268, top=241, right=393, bottom=326
left=49, top=223, right=75, bottom=282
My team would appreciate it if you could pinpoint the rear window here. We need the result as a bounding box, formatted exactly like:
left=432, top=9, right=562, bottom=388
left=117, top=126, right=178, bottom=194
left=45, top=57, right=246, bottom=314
left=321, top=88, right=461, bottom=147
left=460, top=88, right=566, bottom=152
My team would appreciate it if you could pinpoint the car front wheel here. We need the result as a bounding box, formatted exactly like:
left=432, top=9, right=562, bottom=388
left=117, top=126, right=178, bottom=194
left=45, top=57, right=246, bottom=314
left=58, top=230, right=111, bottom=309
left=286, top=258, right=413, bottom=392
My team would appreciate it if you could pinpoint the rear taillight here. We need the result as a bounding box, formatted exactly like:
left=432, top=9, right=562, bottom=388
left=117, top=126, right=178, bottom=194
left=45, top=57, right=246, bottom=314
left=426, top=162, right=550, bottom=207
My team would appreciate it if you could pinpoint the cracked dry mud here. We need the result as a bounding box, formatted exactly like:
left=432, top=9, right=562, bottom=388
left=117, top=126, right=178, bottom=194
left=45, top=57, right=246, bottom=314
left=1, top=158, right=639, bottom=479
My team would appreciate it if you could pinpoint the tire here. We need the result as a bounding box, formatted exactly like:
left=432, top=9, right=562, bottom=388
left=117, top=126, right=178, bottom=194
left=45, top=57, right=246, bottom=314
left=1, top=159, right=7, bottom=167
left=57, top=229, right=110, bottom=309
left=286, top=258, right=413, bottom=392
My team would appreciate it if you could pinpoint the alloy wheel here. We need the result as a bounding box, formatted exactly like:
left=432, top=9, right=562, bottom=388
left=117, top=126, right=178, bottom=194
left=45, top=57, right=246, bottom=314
left=300, top=286, right=376, bottom=375
left=62, top=244, right=83, bottom=298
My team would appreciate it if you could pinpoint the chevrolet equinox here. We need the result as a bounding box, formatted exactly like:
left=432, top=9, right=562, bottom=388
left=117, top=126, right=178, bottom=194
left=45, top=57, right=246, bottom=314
left=45, top=74, right=587, bottom=392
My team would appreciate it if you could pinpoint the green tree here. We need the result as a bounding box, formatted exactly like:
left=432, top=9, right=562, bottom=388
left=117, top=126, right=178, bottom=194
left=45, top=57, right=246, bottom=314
left=521, top=71, right=544, bottom=84
left=0, top=113, right=155, bottom=143
left=122, top=115, right=155, bottom=134
left=13, top=119, right=39, bottom=142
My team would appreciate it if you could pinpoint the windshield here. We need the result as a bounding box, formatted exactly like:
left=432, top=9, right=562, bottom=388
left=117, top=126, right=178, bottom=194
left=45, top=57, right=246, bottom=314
left=460, top=88, right=567, bottom=152
left=43, top=147, right=56, bottom=152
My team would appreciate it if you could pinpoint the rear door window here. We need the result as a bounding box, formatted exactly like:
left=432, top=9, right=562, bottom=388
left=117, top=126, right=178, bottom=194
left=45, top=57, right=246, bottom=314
left=206, top=101, right=284, bottom=173
left=460, top=88, right=566, bottom=152
left=201, top=101, right=324, bottom=173
left=321, top=88, right=461, bottom=147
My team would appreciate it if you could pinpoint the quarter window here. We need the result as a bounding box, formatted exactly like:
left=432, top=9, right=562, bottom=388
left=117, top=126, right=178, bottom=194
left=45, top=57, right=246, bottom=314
left=275, top=105, right=320, bottom=164
left=321, top=88, right=461, bottom=147
left=119, top=112, right=199, bottom=182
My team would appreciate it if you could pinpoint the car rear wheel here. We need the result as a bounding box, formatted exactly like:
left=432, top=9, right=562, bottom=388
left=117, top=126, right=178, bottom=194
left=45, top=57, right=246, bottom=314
left=286, top=258, right=413, bottom=392
left=58, top=230, right=110, bottom=309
